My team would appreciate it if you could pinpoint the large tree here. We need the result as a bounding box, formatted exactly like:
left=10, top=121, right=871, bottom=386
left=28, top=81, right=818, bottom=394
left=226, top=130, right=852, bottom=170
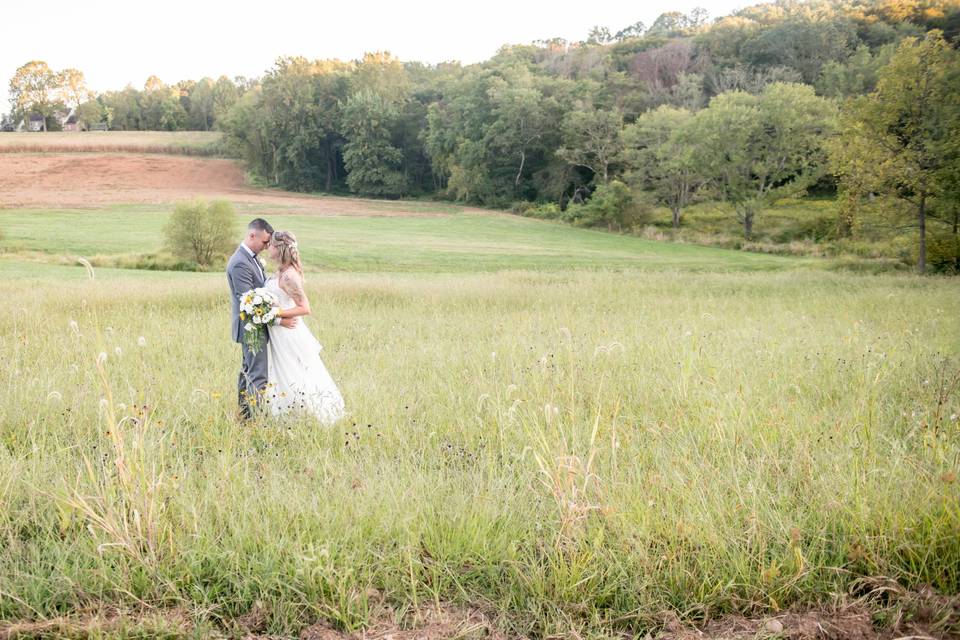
left=622, top=105, right=707, bottom=228
left=340, top=90, right=407, bottom=197
left=689, top=83, right=835, bottom=237
left=58, top=68, right=93, bottom=119
left=9, top=61, right=62, bottom=131
left=830, top=31, right=960, bottom=273
left=556, top=107, right=623, bottom=185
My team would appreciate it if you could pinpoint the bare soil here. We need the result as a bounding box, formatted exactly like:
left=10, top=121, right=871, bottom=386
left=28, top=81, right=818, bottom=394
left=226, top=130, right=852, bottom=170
left=0, top=154, right=466, bottom=216
left=3, top=596, right=955, bottom=640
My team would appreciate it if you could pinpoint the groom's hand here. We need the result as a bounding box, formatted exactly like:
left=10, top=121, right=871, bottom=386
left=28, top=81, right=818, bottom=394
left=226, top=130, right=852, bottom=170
left=279, top=317, right=299, bottom=329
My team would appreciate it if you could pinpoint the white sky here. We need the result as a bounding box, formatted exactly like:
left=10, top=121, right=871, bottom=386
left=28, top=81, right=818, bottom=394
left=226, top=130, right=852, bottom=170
left=2, top=0, right=748, bottom=115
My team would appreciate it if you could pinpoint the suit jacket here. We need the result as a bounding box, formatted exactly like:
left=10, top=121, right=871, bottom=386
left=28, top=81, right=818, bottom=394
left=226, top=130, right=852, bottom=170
left=226, top=245, right=267, bottom=344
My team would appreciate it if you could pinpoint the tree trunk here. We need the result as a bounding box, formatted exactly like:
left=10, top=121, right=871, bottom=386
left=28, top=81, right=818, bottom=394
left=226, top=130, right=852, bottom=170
left=325, top=154, right=333, bottom=191
left=271, top=144, right=279, bottom=186
left=918, top=192, right=926, bottom=274
left=671, top=206, right=681, bottom=229
left=743, top=209, right=754, bottom=238
left=516, top=150, right=526, bottom=187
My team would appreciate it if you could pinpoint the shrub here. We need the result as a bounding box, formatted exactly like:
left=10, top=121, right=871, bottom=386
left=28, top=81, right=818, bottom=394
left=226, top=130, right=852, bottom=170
left=926, top=232, right=960, bottom=274
left=561, top=181, right=636, bottom=230
left=163, top=200, right=237, bottom=267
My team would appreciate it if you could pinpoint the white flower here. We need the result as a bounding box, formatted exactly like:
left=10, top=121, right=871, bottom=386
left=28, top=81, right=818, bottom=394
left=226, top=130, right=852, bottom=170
left=951, top=414, right=958, bottom=422
left=96, top=352, right=108, bottom=365
left=137, top=336, right=147, bottom=347
left=253, top=295, right=263, bottom=305
left=114, top=346, right=123, bottom=357
left=244, top=323, right=254, bottom=331
left=253, top=316, right=262, bottom=324
left=68, top=319, right=79, bottom=333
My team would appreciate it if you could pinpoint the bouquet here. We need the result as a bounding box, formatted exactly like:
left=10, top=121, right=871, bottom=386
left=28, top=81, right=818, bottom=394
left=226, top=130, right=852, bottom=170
left=239, top=287, right=280, bottom=354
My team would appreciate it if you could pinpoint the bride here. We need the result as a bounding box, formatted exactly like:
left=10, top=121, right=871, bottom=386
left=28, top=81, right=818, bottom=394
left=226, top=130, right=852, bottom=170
left=264, top=230, right=345, bottom=424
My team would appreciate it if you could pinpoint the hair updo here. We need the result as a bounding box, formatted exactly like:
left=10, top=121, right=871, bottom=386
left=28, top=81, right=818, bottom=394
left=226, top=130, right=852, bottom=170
left=270, top=230, right=303, bottom=277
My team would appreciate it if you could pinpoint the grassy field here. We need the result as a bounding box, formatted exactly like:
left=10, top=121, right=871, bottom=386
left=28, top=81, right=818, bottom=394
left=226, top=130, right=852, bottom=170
left=0, top=131, right=222, bottom=154
left=1, top=203, right=959, bottom=638
left=0, top=205, right=804, bottom=273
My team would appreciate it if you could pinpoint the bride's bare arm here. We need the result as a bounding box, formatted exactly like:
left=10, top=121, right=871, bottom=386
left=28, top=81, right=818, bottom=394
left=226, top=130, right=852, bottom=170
left=276, top=270, right=312, bottom=319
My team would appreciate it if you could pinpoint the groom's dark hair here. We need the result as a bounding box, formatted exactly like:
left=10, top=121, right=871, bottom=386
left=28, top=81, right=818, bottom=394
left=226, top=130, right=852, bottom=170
left=248, top=218, right=273, bottom=234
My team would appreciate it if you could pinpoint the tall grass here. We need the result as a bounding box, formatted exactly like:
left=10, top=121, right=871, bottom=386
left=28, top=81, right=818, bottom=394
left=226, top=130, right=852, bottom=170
left=0, top=131, right=223, bottom=156
left=0, top=269, right=957, bottom=637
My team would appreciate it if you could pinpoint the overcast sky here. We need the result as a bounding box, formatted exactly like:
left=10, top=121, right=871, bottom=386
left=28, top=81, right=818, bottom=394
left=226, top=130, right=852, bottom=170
left=2, top=0, right=749, bottom=115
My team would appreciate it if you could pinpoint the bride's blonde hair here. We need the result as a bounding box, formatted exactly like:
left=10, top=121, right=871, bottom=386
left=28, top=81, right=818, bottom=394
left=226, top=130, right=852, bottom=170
left=270, top=230, right=304, bottom=278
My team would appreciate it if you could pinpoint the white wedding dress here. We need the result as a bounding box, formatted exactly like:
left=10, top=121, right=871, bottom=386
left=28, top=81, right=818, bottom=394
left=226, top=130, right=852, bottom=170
left=265, top=276, right=345, bottom=424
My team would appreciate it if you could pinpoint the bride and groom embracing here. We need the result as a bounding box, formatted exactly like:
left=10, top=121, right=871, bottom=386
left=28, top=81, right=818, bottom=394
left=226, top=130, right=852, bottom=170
left=226, top=218, right=345, bottom=424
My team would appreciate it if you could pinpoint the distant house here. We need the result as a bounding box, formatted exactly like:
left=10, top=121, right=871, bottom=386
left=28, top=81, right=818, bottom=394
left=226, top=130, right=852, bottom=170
left=27, top=113, right=45, bottom=132
left=63, top=113, right=79, bottom=132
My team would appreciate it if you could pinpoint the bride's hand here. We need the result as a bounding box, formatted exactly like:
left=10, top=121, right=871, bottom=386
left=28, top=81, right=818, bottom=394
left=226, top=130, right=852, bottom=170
left=279, top=317, right=298, bottom=329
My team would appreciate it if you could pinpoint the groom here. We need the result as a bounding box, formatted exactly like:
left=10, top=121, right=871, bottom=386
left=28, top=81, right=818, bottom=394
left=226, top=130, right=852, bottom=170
left=226, top=218, right=298, bottom=420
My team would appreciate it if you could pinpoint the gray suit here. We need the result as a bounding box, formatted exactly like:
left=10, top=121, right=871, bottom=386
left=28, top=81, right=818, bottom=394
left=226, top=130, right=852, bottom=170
left=226, top=245, right=269, bottom=419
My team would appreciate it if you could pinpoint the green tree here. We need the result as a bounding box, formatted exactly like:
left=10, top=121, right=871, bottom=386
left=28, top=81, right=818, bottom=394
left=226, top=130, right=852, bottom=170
left=691, top=83, right=835, bottom=237
left=188, top=78, right=215, bottom=131
left=100, top=86, right=142, bottom=130
left=340, top=90, right=407, bottom=197
left=8, top=61, right=62, bottom=131
left=622, top=105, right=707, bottom=228
left=76, top=99, right=105, bottom=129
left=816, top=44, right=896, bottom=98
left=483, top=68, right=553, bottom=194
left=58, top=68, right=92, bottom=118
left=211, top=76, right=239, bottom=124
left=163, top=200, right=237, bottom=267
left=556, top=107, right=623, bottom=184
left=140, top=77, right=186, bottom=130
left=829, top=31, right=960, bottom=273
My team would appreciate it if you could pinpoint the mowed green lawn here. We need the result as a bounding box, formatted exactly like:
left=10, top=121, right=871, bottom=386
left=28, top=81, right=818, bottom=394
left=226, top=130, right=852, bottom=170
left=0, top=204, right=803, bottom=274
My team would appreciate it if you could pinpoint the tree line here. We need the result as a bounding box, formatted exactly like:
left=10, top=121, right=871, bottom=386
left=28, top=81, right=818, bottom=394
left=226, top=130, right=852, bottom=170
left=7, top=0, right=960, bottom=272
left=6, top=62, right=249, bottom=132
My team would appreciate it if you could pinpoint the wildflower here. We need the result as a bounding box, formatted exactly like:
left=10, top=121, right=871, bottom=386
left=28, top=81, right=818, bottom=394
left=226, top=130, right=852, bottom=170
left=137, top=336, right=147, bottom=347
left=96, top=352, right=108, bottom=366
left=69, top=319, right=79, bottom=334
left=114, top=346, right=122, bottom=357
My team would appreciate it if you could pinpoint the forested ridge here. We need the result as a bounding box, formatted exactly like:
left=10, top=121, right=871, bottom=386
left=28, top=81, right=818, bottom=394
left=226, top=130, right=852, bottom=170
left=8, top=0, right=960, bottom=271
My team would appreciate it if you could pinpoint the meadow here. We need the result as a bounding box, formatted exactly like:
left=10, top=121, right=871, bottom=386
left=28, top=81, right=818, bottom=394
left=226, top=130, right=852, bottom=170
left=1, top=214, right=959, bottom=638
left=0, top=138, right=958, bottom=638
